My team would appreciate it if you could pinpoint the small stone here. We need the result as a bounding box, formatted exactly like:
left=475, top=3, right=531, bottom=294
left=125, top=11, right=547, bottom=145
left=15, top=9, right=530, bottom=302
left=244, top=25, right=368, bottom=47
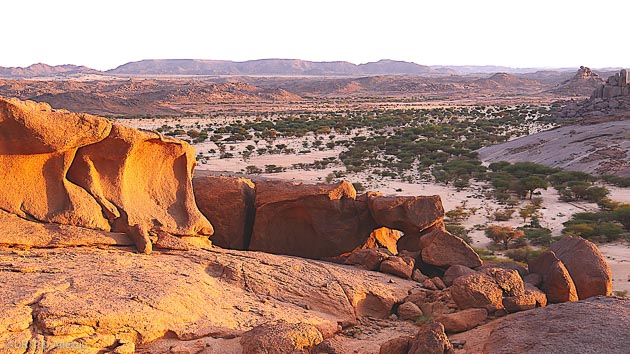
left=380, top=256, right=415, bottom=279
left=412, top=269, right=429, bottom=283
left=422, top=278, right=438, bottom=290
left=431, top=277, right=446, bottom=290
left=397, top=301, right=424, bottom=321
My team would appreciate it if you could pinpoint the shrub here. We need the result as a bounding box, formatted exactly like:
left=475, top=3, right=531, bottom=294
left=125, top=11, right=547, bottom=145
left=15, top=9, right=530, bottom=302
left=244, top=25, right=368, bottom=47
left=494, top=209, right=515, bottom=221
left=445, top=224, right=473, bottom=244
left=505, top=247, right=546, bottom=263
left=485, top=225, right=525, bottom=250
left=520, top=227, right=553, bottom=246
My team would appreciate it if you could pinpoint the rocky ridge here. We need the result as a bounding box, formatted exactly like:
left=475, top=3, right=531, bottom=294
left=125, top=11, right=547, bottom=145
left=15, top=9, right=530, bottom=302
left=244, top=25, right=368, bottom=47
left=555, top=68, right=630, bottom=120
left=547, top=66, right=605, bottom=96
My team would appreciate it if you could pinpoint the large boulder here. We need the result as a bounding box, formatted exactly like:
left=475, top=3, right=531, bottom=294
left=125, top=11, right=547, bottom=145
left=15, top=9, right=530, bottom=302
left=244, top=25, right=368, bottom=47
left=474, top=297, right=630, bottom=354
left=408, top=321, right=453, bottom=354
left=249, top=180, right=381, bottom=259
left=528, top=250, right=578, bottom=303
left=240, top=320, right=323, bottom=354
left=193, top=173, right=256, bottom=250
left=443, top=265, right=477, bottom=287
left=549, top=236, right=612, bottom=299
left=418, top=223, right=482, bottom=268
left=450, top=273, right=504, bottom=312
left=345, top=248, right=391, bottom=270
left=481, top=268, right=524, bottom=297
left=435, top=308, right=487, bottom=333
left=380, top=256, right=415, bottom=279
left=367, top=195, right=444, bottom=237
left=0, top=97, right=213, bottom=252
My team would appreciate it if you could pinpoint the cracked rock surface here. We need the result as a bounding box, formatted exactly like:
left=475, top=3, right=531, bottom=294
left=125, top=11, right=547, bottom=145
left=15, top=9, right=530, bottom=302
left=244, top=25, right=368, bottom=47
left=0, top=243, right=419, bottom=353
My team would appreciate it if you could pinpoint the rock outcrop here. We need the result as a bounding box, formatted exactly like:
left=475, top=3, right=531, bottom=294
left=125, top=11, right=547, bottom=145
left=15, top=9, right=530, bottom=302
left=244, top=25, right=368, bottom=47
left=554, top=68, right=630, bottom=121
left=194, top=173, right=481, bottom=267
left=547, top=66, right=604, bottom=96
left=548, top=236, right=612, bottom=299
left=450, top=296, right=630, bottom=353
left=528, top=236, right=611, bottom=303
left=193, top=173, right=255, bottom=250
left=593, top=69, right=630, bottom=99
left=450, top=267, right=540, bottom=314
left=528, top=250, right=578, bottom=303
left=0, top=97, right=213, bottom=253
left=0, top=233, right=419, bottom=353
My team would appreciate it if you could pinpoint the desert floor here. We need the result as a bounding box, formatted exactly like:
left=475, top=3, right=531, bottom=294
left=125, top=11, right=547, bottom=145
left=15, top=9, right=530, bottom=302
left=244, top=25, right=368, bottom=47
left=118, top=117, right=630, bottom=294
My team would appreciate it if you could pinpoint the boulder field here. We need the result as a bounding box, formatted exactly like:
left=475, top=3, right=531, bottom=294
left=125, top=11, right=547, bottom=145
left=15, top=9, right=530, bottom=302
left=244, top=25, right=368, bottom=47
left=0, top=97, right=622, bottom=353
left=193, top=171, right=481, bottom=269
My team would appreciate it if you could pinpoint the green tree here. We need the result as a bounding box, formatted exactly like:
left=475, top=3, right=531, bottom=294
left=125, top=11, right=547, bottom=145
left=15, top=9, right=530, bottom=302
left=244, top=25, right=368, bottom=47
left=485, top=225, right=525, bottom=250
left=519, top=176, right=548, bottom=199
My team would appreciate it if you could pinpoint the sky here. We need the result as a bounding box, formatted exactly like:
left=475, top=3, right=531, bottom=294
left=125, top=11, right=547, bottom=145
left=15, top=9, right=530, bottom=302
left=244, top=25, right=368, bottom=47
left=2, top=0, right=629, bottom=71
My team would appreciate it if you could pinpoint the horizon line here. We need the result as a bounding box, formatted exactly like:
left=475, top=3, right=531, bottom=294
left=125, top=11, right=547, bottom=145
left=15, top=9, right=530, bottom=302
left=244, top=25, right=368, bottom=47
left=0, top=58, right=625, bottom=73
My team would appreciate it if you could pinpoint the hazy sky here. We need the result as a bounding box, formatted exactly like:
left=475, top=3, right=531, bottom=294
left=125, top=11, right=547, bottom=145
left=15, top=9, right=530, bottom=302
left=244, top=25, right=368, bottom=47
left=2, top=0, right=628, bottom=70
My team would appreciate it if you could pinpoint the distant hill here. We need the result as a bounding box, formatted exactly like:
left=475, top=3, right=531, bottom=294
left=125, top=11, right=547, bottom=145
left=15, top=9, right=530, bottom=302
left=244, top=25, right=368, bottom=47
left=0, top=59, right=612, bottom=79
left=472, top=73, right=542, bottom=89
left=0, top=63, right=100, bottom=78
left=106, top=59, right=455, bottom=76
left=546, top=66, right=605, bottom=96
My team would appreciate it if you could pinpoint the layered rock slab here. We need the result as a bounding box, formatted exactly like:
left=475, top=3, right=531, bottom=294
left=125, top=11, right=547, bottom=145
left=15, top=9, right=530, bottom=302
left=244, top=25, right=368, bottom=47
left=450, top=296, right=630, bottom=353
left=0, top=242, right=418, bottom=353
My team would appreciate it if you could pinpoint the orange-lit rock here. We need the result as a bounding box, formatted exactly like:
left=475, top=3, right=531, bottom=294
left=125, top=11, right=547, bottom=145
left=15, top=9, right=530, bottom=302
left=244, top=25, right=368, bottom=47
left=0, top=97, right=212, bottom=252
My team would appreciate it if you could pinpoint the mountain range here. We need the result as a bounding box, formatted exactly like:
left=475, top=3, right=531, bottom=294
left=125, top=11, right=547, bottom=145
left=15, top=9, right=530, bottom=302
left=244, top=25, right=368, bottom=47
left=0, top=59, right=611, bottom=78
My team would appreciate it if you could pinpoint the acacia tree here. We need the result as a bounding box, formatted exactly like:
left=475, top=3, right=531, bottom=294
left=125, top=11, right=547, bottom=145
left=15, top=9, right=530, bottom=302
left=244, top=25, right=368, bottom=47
left=519, top=176, right=548, bottom=199
left=485, top=225, right=525, bottom=250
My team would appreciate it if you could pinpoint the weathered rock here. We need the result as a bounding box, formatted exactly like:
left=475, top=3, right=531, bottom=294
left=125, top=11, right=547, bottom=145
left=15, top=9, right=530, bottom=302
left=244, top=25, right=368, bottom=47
left=0, top=97, right=213, bottom=252
left=435, top=308, right=487, bottom=333
left=367, top=195, right=444, bottom=237
left=0, top=209, right=132, bottom=248
left=481, top=267, right=524, bottom=297
left=345, top=248, right=391, bottom=270
left=380, top=256, right=415, bottom=279
left=363, top=227, right=402, bottom=254
left=478, top=297, right=630, bottom=354
left=379, top=335, right=412, bottom=354
left=240, top=320, right=323, bottom=354
left=423, top=278, right=439, bottom=290
left=480, top=261, right=527, bottom=278
left=528, top=250, right=578, bottom=303
left=450, top=273, right=504, bottom=312
left=397, top=301, right=424, bottom=320
left=419, top=223, right=482, bottom=268
left=431, top=277, right=446, bottom=290
left=524, top=283, right=547, bottom=307
left=502, top=294, right=537, bottom=313
left=249, top=180, right=381, bottom=259
left=0, top=239, right=419, bottom=353
left=549, top=236, right=612, bottom=299
left=412, top=269, right=429, bottom=283
left=68, top=123, right=213, bottom=238
left=594, top=69, right=630, bottom=98
left=523, top=273, right=542, bottom=287
left=408, top=321, right=453, bottom=354
left=193, top=173, right=256, bottom=250
left=443, top=265, right=477, bottom=287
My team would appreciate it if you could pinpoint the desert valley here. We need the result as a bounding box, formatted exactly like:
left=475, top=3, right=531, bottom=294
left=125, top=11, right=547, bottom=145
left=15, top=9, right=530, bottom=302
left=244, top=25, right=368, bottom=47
left=0, top=59, right=629, bottom=353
